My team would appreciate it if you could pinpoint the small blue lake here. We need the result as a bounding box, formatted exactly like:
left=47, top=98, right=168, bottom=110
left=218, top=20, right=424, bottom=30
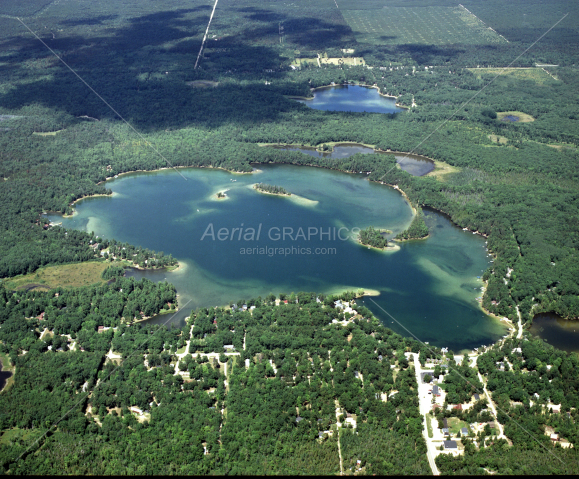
left=297, top=85, right=404, bottom=114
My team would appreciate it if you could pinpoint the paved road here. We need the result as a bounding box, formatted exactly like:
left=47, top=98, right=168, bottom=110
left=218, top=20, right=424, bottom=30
left=408, top=353, right=440, bottom=475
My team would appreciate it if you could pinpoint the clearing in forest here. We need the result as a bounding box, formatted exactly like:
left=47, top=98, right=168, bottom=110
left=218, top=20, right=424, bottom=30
left=497, top=111, right=535, bottom=123
left=467, top=67, right=556, bottom=85
left=425, top=160, right=460, bottom=181
left=187, top=80, right=219, bottom=88
left=342, top=7, right=506, bottom=45
left=321, top=57, right=365, bottom=66
left=2, top=261, right=109, bottom=291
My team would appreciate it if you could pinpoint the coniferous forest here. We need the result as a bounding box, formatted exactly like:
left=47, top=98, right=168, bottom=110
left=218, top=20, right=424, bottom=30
left=0, top=0, right=579, bottom=474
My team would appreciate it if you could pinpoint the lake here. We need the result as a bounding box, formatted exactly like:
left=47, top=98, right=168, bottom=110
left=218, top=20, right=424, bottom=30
left=297, top=85, right=404, bottom=114
left=50, top=164, right=506, bottom=352
left=0, top=360, right=12, bottom=391
left=271, top=144, right=435, bottom=176
left=530, top=313, right=579, bottom=353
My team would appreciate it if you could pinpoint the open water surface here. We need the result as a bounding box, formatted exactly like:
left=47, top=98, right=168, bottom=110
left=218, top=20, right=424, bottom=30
left=50, top=164, right=506, bottom=352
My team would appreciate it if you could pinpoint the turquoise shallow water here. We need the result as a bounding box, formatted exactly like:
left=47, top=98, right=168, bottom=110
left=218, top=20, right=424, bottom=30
left=50, top=164, right=506, bottom=352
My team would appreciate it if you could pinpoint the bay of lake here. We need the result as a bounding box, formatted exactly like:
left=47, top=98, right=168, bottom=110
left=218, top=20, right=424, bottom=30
left=50, top=164, right=506, bottom=353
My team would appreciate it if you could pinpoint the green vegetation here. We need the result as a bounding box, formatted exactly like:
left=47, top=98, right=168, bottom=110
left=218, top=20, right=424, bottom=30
left=0, top=0, right=579, bottom=473
left=358, top=226, right=388, bottom=249
left=395, top=208, right=429, bottom=241
left=0, top=261, right=109, bottom=292
left=254, top=183, right=290, bottom=196
left=0, top=292, right=431, bottom=474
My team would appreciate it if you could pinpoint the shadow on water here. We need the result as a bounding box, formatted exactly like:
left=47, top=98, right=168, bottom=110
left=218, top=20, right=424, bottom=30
left=0, top=361, right=12, bottom=390
left=530, top=313, right=579, bottom=353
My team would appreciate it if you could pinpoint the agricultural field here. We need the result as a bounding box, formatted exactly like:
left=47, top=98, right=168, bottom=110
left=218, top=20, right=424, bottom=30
left=467, top=67, right=558, bottom=86
left=0, top=0, right=55, bottom=17
left=463, top=0, right=579, bottom=43
left=342, top=6, right=507, bottom=45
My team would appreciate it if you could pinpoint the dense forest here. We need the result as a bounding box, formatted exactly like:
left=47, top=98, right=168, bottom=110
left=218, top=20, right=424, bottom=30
left=358, top=226, right=388, bottom=249
left=0, top=0, right=578, bottom=474
left=0, top=292, right=432, bottom=474
left=254, top=183, right=290, bottom=196
left=395, top=207, right=430, bottom=240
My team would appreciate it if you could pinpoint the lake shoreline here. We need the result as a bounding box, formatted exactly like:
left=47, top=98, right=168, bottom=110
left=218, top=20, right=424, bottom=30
left=61, top=158, right=503, bottom=353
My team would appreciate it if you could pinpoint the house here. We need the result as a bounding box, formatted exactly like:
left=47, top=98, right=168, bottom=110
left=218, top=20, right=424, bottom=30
left=37, top=312, right=45, bottom=321
left=461, top=427, right=468, bottom=435
left=474, top=393, right=480, bottom=401
left=242, top=304, right=247, bottom=311
left=444, top=440, right=458, bottom=450
left=550, top=433, right=559, bottom=442
left=223, top=345, right=235, bottom=351
left=512, top=348, right=522, bottom=354
left=129, top=406, right=143, bottom=415
left=295, top=416, right=303, bottom=423
left=334, top=300, right=343, bottom=309
left=432, top=385, right=441, bottom=397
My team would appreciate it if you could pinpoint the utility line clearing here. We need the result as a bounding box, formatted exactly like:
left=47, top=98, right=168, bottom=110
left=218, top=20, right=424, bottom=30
left=195, top=0, right=219, bottom=69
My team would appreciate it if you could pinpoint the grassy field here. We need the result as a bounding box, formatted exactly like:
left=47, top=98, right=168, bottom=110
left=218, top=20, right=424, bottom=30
left=342, top=6, right=506, bottom=45
left=447, top=417, right=469, bottom=436
left=32, top=130, right=64, bottom=136
left=1, top=261, right=109, bottom=291
left=425, top=160, right=461, bottom=181
left=497, top=111, right=535, bottom=123
left=426, top=413, right=434, bottom=438
left=467, top=67, right=556, bottom=85
left=488, top=134, right=508, bottom=144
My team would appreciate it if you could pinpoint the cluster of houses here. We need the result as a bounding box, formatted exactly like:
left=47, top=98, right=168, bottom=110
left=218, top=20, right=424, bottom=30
left=231, top=304, right=255, bottom=312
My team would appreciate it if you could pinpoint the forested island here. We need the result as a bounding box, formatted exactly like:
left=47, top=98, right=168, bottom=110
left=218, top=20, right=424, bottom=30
left=254, top=183, right=290, bottom=196
left=358, top=226, right=388, bottom=249
left=0, top=0, right=579, bottom=474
